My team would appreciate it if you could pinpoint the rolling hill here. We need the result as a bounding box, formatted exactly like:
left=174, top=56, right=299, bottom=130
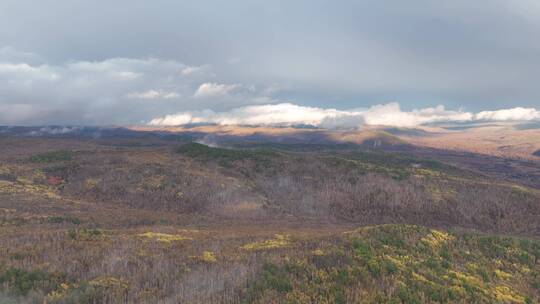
left=0, top=126, right=539, bottom=303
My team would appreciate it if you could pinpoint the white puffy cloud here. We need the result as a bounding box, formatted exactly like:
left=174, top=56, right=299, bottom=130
left=148, top=103, right=356, bottom=126
left=475, top=107, right=540, bottom=121
left=362, top=103, right=473, bottom=127
left=127, top=90, right=179, bottom=99
left=149, top=102, right=540, bottom=128
left=148, top=102, right=469, bottom=127
left=148, top=113, right=195, bottom=126
left=193, top=82, right=240, bottom=98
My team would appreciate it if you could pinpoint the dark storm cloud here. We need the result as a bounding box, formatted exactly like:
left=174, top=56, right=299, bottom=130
left=0, top=0, right=539, bottom=125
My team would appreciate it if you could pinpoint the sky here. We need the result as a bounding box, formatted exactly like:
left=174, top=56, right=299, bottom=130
left=0, top=0, right=539, bottom=127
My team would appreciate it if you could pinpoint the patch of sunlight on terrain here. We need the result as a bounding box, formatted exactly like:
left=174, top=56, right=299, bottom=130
left=137, top=232, right=192, bottom=243
left=242, top=234, right=291, bottom=250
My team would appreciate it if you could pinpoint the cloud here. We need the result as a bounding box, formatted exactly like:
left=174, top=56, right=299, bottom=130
left=193, top=82, right=240, bottom=98
left=475, top=107, right=540, bottom=121
left=148, top=113, right=195, bottom=126
left=127, top=90, right=179, bottom=99
left=1, top=47, right=538, bottom=128
left=149, top=103, right=540, bottom=128
left=148, top=102, right=467, bottom=128
left=181, top=65, right=211, bottom=76
left=0, top=48, right=289, bottom=125
left=0, top=63, right=59, bottom=81
left=0, top=49, right=244, bottom=124
left=0, top=48, right=282, bottom=125
left=1, top=1, right=540, bottom=114
left=361, top=103, right=473, bottom=127
left=148, top=103, right=357, bottom=127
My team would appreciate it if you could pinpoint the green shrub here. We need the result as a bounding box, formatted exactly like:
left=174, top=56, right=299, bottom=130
left=245, top=262, right=292, bottom=302
left=531, top=272, right=540, bottom=292
left=60, top=283, right=106, bottom=304
left=29, top=151, right=73, bottom=163
left=177, top=142, right=276, bottom=168
left=0, top=268, right=62, bottom=296
left=67, top=228, right=102, bottom=240
left=47, top=216, right=81, bottom=225
left=352, top=239, right=372, bottom=259
left=367, top=258, right=382, bottom=277
left=397, top=287, right=421, bottom=304
left=260, top=263, right=291, bottom=293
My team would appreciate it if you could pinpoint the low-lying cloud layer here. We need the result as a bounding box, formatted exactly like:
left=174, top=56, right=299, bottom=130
left=149, top=103, right=540, bottom=128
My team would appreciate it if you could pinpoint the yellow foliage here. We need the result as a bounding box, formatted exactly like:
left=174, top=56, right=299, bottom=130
left=241, top=234, right=290, bottom=250
left=0, top=177, right=59, bottom=198
left=16, top=177, right=32, bottom=184
left=312, top=249, right=325, bottom=256
left=84, top=178, right=101, bottom=190
left=47, top=289, right=66, bottom=301
left=495, top=269, right=513, bottom=280
left=190, top=251, right=217, bottom=263
left=201, top=251, right=217, bottom=263
left=519, top=266, right=531, bottom=274
left=414, top=168, right=443, bottom=177
left=421, top=229, right=454, bottom=247
left=89, top=276, right=129, bottom=290
left=46, top=282, right=71, bottom=301
left=32, top=170, right=46, bottom=180
left=285, top=290, right=312, bottom=303
left=426, top=185, right=456, bottom=202
left=384, top=255, right=406, bottom=269
left=449, top=271, right=484, bottom=288
left=138, top=232, right=191, bottom=243
left=0, top=164, right=10, bottom=174
left=315, top=269, right=330, bottom=282
left=411, top=272, right=431, bottom=284
left=511, top=185, right=533, bottom=195
left=448, top=285, right=467, bottom=298
left=146, top=175, right=165, bottom=189
left=465, top=263, right=479, bottom=272
left=0, top=180, right=14, bottom=190
left=492, top=285, right=526, bottom=303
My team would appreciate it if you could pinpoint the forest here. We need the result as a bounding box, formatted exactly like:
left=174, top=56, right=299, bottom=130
left=0, top=131, right=539, bottom=303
